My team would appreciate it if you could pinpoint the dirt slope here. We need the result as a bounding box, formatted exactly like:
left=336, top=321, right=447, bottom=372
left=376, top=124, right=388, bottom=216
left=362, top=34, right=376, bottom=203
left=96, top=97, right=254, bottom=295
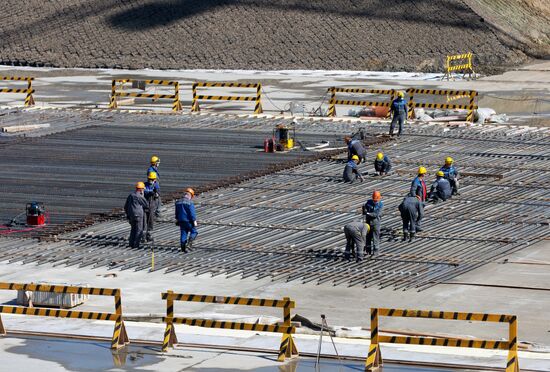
left=0, top=0, right=531, bottom=72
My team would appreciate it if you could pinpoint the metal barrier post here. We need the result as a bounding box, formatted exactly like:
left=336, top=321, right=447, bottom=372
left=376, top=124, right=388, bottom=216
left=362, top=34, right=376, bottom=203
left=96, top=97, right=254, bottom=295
left=365, top=308, right=381, bottom=370
left=162, top=290, right=178, bottom=352
left=327, top=87, right=336, bottom=117
left=111, top=289, right=129, bottom=349
left=466, top=91, right=477, bottom=122
left=407, top=88, right=415, bottom=119
left=191, top=83, right=199, bottom=112
left=254, top=83, right=263, bottom=114
left=277, top=296, right=298, bottom=361
left=24, top=78, right=35, bottom=106
left=174, top=82, right=182, bottom=112
left=109, top=80, right=118, bottom=109
left=507, top=315, right=519, bottom=372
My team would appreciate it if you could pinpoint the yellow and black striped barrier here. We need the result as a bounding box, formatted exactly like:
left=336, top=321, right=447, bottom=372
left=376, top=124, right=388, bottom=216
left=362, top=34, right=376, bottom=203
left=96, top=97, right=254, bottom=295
left=0, top=76, right=35, bottom=106
left=109, top=79, right=182, bottom=112
left=406, top=88, right=478, bottom=122
left=327, top=87, right=396, bottom=117
left=365, top=308, right=519, bottom=372
left=191, top=82, right=263, bottom=114
left=0, top=282, right=129, bottom=349
left=161, top=291, right=298, bottom=361
left=443, top=52, right=475, bottom=80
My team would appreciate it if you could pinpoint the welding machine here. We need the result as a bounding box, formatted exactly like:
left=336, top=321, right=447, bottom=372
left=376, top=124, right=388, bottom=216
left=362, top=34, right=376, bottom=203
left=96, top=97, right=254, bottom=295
left=274, top=123, right=295, bottom=151
left=26, top=202, right=46, bottom=226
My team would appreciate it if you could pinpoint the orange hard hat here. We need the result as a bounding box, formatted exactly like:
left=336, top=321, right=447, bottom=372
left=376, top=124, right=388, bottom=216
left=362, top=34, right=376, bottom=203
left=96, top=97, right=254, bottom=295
left=135, top=182, right=145, bottom=189
left=185, top=188, right=195, bottom=198
left=372, top=191, right=382, bottom=201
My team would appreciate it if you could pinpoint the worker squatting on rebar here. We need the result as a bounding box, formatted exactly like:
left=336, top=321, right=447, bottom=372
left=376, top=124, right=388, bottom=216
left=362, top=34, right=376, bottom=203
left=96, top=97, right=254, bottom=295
left=389, top=91, right=408, bottom=137
left=440, top=157, right=460, bottom=195
left=175, top=188, right=198, bottom=253
left=363, top=191, right=383, bottom=255
left=143, top=172, right=160, bottom=241
left=124, top=182, right=149, bottom=249
left=428, top=171, right=452, bottom=203
left=343, top=155, right=364, bottom=183
left=374, top=152, right=391, bottom=176
left=343, top=221, right=370, bottom=262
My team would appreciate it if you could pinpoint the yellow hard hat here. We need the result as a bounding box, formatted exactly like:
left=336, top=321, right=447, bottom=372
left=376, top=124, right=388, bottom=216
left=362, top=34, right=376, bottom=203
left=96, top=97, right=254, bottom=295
left=351, top=155, right=360, bottom=161
left=445, top=157, right=453, bottom=165
left=150, top=156, right=160, bottom=165
left=376, top=152, right=384, bottom=160
left=185, top=188, right=195, bottom=198
left=418, top=166, right=427, bottom=175
left=397, top=91, right=405, bottom=98
left=148, top=172, right=157, bottom=180
left=436, top=170, right=445, bottom=177
left=135, top=182, right=145, bottom=189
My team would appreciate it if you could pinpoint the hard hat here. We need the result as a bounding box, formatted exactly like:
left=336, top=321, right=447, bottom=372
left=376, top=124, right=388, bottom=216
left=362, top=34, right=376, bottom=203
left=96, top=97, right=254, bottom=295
left=148, top=172, right=157, bottom=180
left=376, top=152, right=384, bottom=160
left=418, top=166, right=427, bottom=175
left=151, top=156, right=160, bottom=164
left=135, top=182, right=145, bottom=189
left=351, top=155, right=360, bottom=161
left=397, top=91, right=405, bottom=98
left=185, top=188, right=195, bottom=198
left=436, top=170, right=445, bottom=177
left=372, top=191, right=382, bottom=202
left=445, top=157, right=453, bottom=164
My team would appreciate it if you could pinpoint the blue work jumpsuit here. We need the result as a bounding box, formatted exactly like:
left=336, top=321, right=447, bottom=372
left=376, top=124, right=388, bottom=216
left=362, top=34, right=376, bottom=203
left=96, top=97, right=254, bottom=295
left=440, top=165, right=459, bottom=194
left=363, top=200, right=383, bottom=253
left=175, top=197, right=198, bottom=246
left=374, top=155, right=392, bottom=175
left=389, top=98, right=408, bottom=136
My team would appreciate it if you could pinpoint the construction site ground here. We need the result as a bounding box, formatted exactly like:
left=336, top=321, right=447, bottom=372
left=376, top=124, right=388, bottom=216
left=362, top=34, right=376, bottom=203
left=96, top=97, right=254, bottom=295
left=0, top=64, right=549, bottom=371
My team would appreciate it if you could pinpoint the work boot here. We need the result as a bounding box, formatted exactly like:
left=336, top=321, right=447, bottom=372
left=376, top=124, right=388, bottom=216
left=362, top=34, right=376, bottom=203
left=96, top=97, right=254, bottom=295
left=409, top=232, right=415, bottom=243
left=145, top=232, right=152, bottom=242
left=402, top=232, right=409, bottom=242
left=180, top=242, right=188, bottom=253
left=344, top=252, right=351, bottom=261
left=187, top=240, right=193, bottom=251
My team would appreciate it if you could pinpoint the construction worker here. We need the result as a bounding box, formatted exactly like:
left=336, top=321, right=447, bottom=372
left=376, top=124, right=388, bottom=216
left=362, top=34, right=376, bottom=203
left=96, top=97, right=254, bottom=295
left=124, top=182, right=149, bottom=249
left=344, top=136, right=366, bottom=163
left=428, top=171, right=452, bottom=203
left=343, top=155, right=364, bottom=183
left=343, top=221, right=370, bottom=262
left=175, top=188, right=197, bottom=253
left=440, top=157, right=459, bottom=195
left=398, top=194, right=424, bottom=242
left=374, top=152, right=392, bottom=175
left=148, top=156, right=160, bottom=181
left=363, top=191, right=383, bottom=255
left=389, top=91, right=408, bottom=136
left=410, top=166, right=428, bottom=202
left=143, top=172, right=161, bottom=241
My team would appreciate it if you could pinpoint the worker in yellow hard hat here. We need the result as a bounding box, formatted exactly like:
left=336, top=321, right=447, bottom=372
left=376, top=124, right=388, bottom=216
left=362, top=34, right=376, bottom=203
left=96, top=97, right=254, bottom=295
left=389, top=91, right=408, bottom=137
left=148, top=156, right=160, bottom=181
left=124, top=182, right=149, bottom=249
left=374, top=152, right=392, bottom=176
left=363, top=191, right=384, bottom=255
left=175, top=188, right=198, bottom=253
left=410, top=166, right=427, bottom=203
left=143, top=172, right=161, bottom=242
left=440, top=157, right=460, bottom=195
left=428, top=171, right=452, bottom=203
left=343, top=155, right=364, bottom=183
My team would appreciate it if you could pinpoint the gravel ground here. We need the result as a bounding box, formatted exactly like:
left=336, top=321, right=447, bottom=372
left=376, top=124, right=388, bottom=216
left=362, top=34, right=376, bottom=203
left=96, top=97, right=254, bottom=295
left=1, top=0, right=527, bottom=72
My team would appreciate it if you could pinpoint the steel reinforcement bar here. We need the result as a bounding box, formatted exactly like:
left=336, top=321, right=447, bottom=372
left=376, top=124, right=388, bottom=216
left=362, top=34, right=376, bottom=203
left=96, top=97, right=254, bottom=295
left=161, top=291, right=297, bottom=361
left=109, top=79, right=182, bottom=112
left=366, top=307, right=519, bottom=372
left=0, top=76, right=35, bottom=106
left=191, top=82, right=262, bottom=114
left=0, top=282, right=129, bottom=349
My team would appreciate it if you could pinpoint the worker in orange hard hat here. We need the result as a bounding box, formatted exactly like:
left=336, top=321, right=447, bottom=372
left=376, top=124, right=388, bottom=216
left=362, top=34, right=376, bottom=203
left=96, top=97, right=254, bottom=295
left=124, top=182, right=149, bottom=249
left=362, top=190, right=384, bottom=255
left=175, top=188, right=198, bottom=253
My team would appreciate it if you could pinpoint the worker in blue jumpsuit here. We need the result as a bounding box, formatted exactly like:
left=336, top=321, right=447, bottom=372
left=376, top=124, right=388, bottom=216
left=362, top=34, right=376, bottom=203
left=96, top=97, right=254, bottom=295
left=410, top=166, right=428, bottom=203
left=343, top=155, right=364, bottom=183
left=344, top=136, right=366, bottom=163
left=428, top=171, right=452, bottom=202
left=374, top=152, right=392, bottom=175
left=144, top=172, right=161, bottom=241
left=124, top=182, right=149, bottom=249
left=147, top=155, right=160, bottom=180
left=362, top=191, right=383, bottom=255
left=175, top=188, right=197, bottom=253
left=389, top=91, right=408, bottom=136
left=440, top=157, right=459, bottom=195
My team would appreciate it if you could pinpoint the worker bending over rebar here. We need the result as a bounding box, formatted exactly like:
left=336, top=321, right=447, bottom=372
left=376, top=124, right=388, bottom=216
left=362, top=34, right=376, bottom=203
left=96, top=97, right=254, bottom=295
left=344, top=136, right=366, bottom=163
left=343, top=221, right=370, bottom=262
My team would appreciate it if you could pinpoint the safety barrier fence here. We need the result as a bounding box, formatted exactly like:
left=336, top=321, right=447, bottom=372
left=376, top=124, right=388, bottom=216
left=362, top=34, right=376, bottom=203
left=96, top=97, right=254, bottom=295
left=161, top=291, right=298, bottom=361
left=406, top=88, right=478, bottom=122
left=366, top=308, right=519, bottom=372
left=0, top=76, right=35, bottom=106
left=191, top=82, right=263, bottom=114
left=0, top=282, right=129, bottom=349
left=443, top=52, right=475, bottom=80
left=109, top=79, right=182, bottom=112
left=327, top=87, right=396, bottom=117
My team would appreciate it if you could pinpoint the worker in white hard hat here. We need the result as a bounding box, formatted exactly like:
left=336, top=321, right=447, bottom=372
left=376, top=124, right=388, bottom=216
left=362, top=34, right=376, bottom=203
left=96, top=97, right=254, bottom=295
left=389, top=91, right=408, bottom=137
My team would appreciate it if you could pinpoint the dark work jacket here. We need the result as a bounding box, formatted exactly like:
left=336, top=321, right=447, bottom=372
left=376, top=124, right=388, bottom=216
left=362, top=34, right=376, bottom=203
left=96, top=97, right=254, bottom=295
left=374, top=156, right=392, bottom=173
left=398, top=196, right=424, bottom=220
left=124, top=191, right=148, bottom=219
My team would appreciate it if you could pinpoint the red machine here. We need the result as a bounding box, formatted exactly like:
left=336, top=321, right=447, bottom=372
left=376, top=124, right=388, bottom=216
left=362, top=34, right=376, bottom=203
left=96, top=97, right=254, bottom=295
left=26, top=202, right=46, bottom=226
